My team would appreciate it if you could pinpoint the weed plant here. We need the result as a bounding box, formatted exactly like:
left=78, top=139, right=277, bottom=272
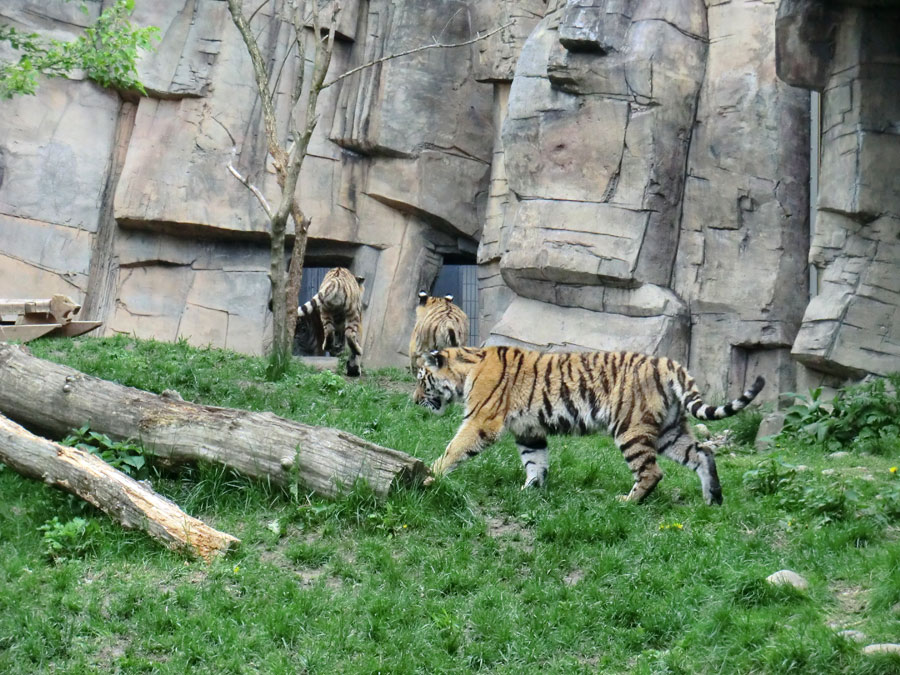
left=0, top=335, right=896, bottom=673
left=780, top=375, right=900, bottom=455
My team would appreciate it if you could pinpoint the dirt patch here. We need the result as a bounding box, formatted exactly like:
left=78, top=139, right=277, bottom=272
left=482, top=512, right=534, bottom=552
left=827, top=583, right=870, bottom=631
left=564, top=568, right=585, bottom=586
left=94, top=635, right=136, bottom=669
left=258, top=530, right=345, bottom=590
left=368, top=374, right=414, bottom=396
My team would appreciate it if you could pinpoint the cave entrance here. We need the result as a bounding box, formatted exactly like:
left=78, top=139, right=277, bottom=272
left=431, top=255, right=479, bottom=346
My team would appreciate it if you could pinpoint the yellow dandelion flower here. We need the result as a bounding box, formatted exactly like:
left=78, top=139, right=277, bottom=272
left=890, top=466, right=897, bottom=474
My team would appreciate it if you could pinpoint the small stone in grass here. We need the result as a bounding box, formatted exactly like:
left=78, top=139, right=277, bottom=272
left=765, top=569, right=808, bottom=590
left=837, top=630, right=867, bottom=643
left=862, top=643, right=900, bottom=655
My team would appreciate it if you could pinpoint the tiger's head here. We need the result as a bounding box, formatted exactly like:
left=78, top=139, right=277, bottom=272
left=414, top=347, right=483, bottom=414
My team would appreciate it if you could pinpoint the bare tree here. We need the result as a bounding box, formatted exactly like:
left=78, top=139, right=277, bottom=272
left=225, top=1, right=512, bottom=375
left=225, top=0, right=337, bottom=376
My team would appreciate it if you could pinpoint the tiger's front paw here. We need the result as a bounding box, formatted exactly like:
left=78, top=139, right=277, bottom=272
left=423, top=476, right=435, bottom=487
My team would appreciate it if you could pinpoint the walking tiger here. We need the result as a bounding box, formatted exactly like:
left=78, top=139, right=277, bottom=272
left=415, top=346, right=764, bottom=505
left=408, top=291, right=469, bottom=373
left=297, top=267, right=364, bottom=376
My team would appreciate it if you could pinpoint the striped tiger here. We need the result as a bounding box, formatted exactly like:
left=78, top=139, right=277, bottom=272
left=298, top=267, right=364, bottom=376
left=415, top=346, right=765, bottom=505
left=408, top=291, right=470, bottom=373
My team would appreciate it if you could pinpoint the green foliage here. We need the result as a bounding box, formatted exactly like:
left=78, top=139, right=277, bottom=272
left=265, top=344, right=293, bottom=381
left=61, top=424, right=147, bottom=478
left=728, top=409, right=764, bottom=447
left=743, top=457, right=798, bottom=496
left=743, top=457, right=898, bottom=528
left=3, top=336, right=897, bottom=673
left=0, top=0, right=159, bottom=99
left=779, top=375, right=900, bottom=452
left=38, top=516, right=97, bottom=561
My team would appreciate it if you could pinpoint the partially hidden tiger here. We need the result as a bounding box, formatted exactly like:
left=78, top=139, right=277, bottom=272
left=408, top=291, right=469, bottom=373
left=297, top=267, right=365, bottom=376
left=414, top=346, right=765, bottom=505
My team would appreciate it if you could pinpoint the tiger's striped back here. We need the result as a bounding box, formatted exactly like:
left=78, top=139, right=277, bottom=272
left=408, top=291, right=469, bottom=373
left=298, top=267, right=364, bottom=376
left=416, top=346, right=764, bottom=505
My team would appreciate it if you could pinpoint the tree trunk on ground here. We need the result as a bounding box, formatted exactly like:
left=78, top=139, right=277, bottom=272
left=0, top=412, right=239, bottom=560
left=0, top=344, right=428, bottom=497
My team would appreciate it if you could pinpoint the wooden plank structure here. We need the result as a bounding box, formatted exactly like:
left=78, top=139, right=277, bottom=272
left=0, top=294, right=101, bottom=342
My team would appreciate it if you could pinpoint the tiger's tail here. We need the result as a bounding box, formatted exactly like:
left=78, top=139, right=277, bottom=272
left=298, top=293, right=322, bottom=318
left=678, top=375, right=765, bottom=420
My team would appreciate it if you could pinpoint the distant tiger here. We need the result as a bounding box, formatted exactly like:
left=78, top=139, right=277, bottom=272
left=415, top=346, right=764, bottom=505
left=408, top=291, right=469, bottom=373
left=298, top=267, right=364, bottom=376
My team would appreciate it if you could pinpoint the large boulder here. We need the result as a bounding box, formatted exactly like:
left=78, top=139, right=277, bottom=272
left=782, top=4, right=900, bottom=377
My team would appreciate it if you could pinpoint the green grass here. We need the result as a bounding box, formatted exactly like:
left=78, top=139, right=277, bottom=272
left=0, top=335, right=898, bottom=673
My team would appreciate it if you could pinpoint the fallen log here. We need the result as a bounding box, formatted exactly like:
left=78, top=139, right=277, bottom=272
left=0, top=343, right=428, bottom=497
left=0, top=412, right=239, bottom=560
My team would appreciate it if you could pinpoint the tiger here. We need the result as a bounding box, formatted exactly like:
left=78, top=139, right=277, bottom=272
left=414, top=346, right=765, bottom=505
left=297, top=267, right=364, bottom=376
left=408, top=291, right=470, bottom=373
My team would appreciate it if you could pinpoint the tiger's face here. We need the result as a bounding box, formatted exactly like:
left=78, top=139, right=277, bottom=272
left=414, top=366, right=454, bottom=414
left=413, top=350, right=468, bottom=414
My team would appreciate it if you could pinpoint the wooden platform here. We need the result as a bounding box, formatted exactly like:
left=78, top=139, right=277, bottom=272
left=0, top=295, right=101, bottom=343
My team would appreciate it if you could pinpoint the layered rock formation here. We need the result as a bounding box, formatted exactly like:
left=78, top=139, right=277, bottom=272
left=1, top=0, right=898, bottom=394
left=480, top=0, right=811, bottom=399
left=778, top=0, right=900, bottom=379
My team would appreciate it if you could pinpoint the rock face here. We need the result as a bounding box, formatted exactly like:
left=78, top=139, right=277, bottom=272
left=482, top=0, right=810, bottom=400
left=778, top=0, right=900, bottom=379
left=1, top=0, right=898, bottom=389
left=1, top=0, right=493, bottom=366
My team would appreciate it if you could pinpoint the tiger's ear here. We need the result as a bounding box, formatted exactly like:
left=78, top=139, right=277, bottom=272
left=444, top=294, right=454, bottom=302
left=424, top=350, right=444, bottom=369
left=418, top=290, right=428, bottom=306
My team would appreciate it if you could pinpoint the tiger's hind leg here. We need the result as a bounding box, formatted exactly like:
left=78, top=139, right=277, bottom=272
left=657, top=418, right=722, bottom=505
left=344, top=324, right=362, bottom=377
left=615, top=430, right=663, bottom=503
left=321, top=315, right=337, bottom=354
left=514, top=433, right=548, bottom=489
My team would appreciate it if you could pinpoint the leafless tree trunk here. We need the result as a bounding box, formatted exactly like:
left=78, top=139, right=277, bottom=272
left=226, top=0, right=337, bottom=371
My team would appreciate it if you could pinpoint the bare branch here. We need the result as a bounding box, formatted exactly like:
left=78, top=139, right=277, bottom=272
left=271, top=35, right=299, bottom=104
left=248, top=0, right=273, bottom=24
left=322, top=20, right=515, bottom=89
left=227, top=149, right=274, bottom=219
left=226, top=0, right=285, bottom=164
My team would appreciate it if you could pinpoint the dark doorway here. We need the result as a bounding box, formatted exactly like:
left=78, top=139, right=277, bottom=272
left=431, top=261, right=479, bottom=346
left=294, top=266, right=336, bottom=356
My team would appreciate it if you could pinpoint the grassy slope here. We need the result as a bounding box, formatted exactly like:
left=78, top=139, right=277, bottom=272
left=0, top=335, right=896, bottom=674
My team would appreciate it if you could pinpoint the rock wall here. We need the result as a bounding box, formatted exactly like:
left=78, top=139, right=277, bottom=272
left=778, top=0, right=900, bottom=380
left=1, top=0, right=493, bottom=367
left=1, top=0, right=898, bottom=391
left=480, top=0, right=811, bottom=400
